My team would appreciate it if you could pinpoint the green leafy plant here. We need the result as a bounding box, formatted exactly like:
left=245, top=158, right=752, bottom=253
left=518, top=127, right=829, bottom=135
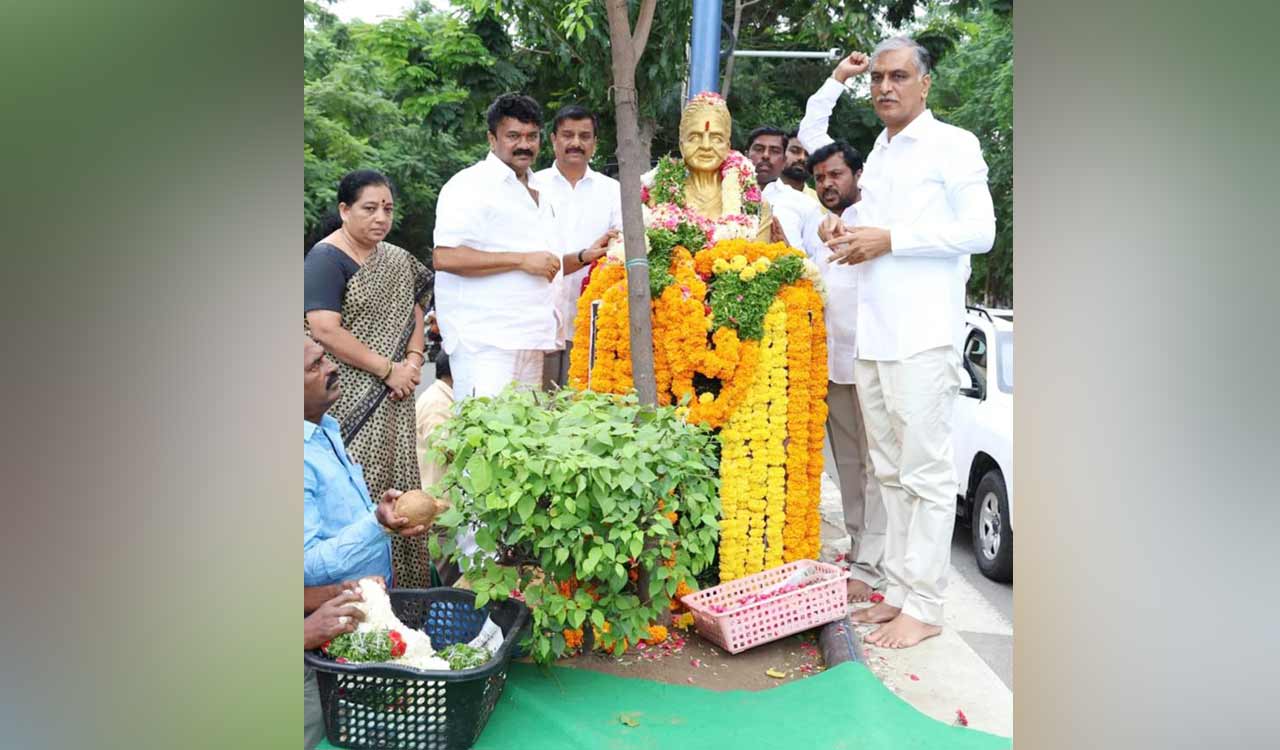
left=709, top=254, right=805, bottom=340
left=428, top=387, right=721, bottom=663
left=323, top=628, right=397, bottom=663
left=649, top=156, right=689, bottom=208
left=437, top=643, right=493, bottom=671
left=645, top=221, right=709, bottom=298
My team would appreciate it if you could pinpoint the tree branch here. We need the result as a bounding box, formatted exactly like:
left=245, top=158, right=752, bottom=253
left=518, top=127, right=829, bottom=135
left=513, top=43, right=552, bottom=56
left=631, top=0, right=658, bottom=62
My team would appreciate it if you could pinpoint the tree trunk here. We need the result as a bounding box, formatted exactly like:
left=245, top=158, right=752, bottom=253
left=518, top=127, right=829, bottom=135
left=605, top=0, right=658, bottom=406
left=638, top=116, right=657, bottom=168
left=605, top=0, right=667, bottom=626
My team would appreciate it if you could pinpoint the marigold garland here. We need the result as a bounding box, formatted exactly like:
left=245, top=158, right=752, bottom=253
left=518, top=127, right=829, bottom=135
left=803, top=284, right=829, bottom=560
left=571, top=239, right=829, bottom=582
left=778, top=284, right=820, bottom=559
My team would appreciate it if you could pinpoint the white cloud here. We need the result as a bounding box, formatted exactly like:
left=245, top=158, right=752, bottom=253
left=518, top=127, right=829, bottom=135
left=326, top=0, right=418, bottom=23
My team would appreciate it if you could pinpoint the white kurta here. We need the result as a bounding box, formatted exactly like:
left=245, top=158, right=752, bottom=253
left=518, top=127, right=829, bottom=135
left=531, top=163, right=622, bottom=344
left=432, top=152, right=560, bottom=355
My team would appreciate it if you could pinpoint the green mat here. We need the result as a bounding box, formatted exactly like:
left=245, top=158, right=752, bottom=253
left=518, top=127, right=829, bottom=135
left=320, top=661, right=1010, bottom=749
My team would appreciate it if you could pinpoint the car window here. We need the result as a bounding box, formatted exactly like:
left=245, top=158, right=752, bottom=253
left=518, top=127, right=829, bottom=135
left=996, top=331, right=1013, bottom=393
left=963, top=329, right=987, bottom=393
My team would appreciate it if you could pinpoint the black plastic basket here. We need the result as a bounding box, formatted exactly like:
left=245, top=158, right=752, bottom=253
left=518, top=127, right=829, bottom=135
left=305, top=587, right=530, bottom=750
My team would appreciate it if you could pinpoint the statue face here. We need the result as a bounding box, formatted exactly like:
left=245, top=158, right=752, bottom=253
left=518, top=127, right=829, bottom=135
left=679, top=107, right=731, bottom=173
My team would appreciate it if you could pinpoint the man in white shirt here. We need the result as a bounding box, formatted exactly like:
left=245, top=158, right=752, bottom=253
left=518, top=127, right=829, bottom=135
left=432, top=94, right=563, bottom=400
left=795, top=139, right=886, bottom=605
left=531, top=105, right=622, bottom=388
left=801, top=40, right=996, bottom=649
left=748, top=126, right=824, bottom=249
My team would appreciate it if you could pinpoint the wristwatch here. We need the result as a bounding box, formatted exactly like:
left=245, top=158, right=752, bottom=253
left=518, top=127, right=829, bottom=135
left=577, top=248, right=587, bottom=265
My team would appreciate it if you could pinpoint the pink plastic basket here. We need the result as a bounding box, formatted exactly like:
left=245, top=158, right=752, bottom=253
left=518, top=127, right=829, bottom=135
left=680, top=560, right=849, bottom=654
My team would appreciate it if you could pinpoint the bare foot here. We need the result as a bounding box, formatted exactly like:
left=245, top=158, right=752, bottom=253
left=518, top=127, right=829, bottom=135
left=865, top=613, right=942, bottom=649
left=846, top=579, right=874, bottom=603
left=850, top=601, right=899, bottom=624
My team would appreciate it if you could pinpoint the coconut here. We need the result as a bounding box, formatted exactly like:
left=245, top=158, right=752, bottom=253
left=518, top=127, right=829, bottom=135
left=393, top=489, right=448, bottom=528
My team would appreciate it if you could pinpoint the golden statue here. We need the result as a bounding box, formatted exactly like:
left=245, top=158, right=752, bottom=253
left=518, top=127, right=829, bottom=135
left=674, top=94, right=773, bottom=242
left=602, top=93, right=776, bottom=262
left=678, top=95, right=733, bottom=217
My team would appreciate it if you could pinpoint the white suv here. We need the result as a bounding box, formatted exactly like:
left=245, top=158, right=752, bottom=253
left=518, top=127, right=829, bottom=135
left=953, top=307, right=1014, bottom=582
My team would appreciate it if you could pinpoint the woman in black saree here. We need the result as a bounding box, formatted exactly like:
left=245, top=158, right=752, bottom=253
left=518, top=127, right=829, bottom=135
left=305, top=170, right=435, bottom=586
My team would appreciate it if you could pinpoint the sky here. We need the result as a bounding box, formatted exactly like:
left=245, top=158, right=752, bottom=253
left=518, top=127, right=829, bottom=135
left=327, top=0, right=449, bottom=23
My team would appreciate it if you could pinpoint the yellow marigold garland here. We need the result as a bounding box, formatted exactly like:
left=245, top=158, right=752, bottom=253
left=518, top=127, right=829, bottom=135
left=761, top=299, right=790, bottom=571
left=694, top=238, right=800, bottom=277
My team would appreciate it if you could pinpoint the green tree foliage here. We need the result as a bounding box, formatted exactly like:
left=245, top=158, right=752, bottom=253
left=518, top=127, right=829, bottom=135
left=721, top=0, right=1013, bottom=303
left=459, top=0, right=695, bottom=167
left=303, top=2, right=522, bottom=261
left=928, top=7, right=1012, bottom=305
left=303, top=0, right=1012, bottom=301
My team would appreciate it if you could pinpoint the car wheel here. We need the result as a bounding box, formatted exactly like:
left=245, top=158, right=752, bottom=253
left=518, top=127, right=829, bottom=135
left=971, top=470, right=1013, bottom=582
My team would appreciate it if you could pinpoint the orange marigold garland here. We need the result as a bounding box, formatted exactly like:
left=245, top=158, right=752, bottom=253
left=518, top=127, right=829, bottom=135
left=803, top=283, right=829, bottom=559
left=779, top=284, right=819, bottom=560
left=569, top=260, right=627, bottom=390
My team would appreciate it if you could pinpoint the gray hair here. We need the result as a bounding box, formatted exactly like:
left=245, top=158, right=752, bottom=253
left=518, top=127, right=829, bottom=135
left=870, top=36, right=931, bottom=77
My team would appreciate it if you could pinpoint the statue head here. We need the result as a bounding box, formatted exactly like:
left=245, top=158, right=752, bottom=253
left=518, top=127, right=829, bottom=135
left=679, top=92, right=732, bottom=175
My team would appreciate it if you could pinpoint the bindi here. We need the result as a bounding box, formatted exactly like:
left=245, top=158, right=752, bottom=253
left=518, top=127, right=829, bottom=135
left=704, top=120, right=710, bottom=132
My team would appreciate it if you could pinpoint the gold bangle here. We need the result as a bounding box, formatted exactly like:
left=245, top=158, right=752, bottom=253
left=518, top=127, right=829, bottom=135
left=406, top=349, right=425, bottom=364
left=381, top=358, right=394, bottom=380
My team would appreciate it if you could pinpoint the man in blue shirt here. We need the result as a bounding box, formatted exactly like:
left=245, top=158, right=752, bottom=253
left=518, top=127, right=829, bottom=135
left=305, top=335, right=426, bottom=748
left=304, top=336, right=426, bottom=586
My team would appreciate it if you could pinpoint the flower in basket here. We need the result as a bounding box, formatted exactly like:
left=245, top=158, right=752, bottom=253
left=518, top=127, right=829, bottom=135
left=388, top=630, right=408, bottom=658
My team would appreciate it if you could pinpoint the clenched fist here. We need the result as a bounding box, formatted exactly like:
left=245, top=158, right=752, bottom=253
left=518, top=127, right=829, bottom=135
left=834, top=51, right=870, bottom=83
left=520, top=251, right=561, bottom=282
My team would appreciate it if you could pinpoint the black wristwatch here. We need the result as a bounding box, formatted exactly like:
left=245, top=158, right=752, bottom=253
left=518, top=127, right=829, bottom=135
left=577, top=248, right=587, bottom=265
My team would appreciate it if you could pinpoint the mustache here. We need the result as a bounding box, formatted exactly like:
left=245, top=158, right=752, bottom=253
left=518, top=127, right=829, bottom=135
left=513, top=149, right=535, bottom=158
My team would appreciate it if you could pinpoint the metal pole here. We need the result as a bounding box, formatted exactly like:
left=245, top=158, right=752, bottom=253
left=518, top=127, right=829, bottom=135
left=688, top=0, right=721, bottom=98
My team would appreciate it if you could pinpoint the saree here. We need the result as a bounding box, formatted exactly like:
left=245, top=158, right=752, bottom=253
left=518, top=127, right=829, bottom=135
left=309, top=241, right=435, bottom=587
